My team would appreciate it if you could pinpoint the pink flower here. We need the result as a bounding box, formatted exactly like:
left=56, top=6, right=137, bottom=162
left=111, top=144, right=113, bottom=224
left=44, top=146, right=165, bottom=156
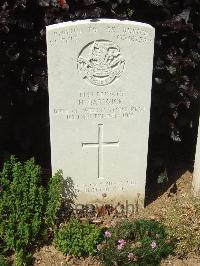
left=118, top=239, right=126, bottom=245
left=150, top=240, right=157, bottom=249
left=104, top=231, right=111, bottom=238
left=117, top=239, right=126, bottom=250
left=117, top=244, right=123, bottom=250
left=127, top=252, right=135, bottom=261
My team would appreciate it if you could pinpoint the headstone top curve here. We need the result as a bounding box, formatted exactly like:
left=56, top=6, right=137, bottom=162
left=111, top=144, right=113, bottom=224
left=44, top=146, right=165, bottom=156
left=46, top=18, right=155, bottom=32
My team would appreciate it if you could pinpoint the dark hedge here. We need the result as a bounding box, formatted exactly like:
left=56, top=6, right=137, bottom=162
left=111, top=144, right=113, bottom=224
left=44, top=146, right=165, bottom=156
left=0, top=0, right=199, bottom=173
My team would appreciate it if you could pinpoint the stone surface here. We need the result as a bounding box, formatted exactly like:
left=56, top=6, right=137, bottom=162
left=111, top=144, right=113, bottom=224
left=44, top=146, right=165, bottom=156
left=46, top=19, right=155, bottom=208
left=193, top=118, right=200, bottom=195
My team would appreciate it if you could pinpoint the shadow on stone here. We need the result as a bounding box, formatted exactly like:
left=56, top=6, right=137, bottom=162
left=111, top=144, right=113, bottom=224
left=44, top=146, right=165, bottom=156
left=59, top=176, right=77, bottom=220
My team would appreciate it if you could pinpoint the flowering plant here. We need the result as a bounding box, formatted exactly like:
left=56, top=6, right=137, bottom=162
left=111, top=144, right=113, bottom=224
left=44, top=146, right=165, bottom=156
left=98, top=219, right=174, bottom=265
left=117, top=239, right=126, bottom=250
left=104, top=231, right=112, bottom=238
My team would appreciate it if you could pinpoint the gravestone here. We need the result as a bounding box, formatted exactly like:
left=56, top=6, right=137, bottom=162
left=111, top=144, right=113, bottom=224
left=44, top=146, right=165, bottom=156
left=46, top=19, right=155, bottom=209
left=193, top=118, right=200, bottom=195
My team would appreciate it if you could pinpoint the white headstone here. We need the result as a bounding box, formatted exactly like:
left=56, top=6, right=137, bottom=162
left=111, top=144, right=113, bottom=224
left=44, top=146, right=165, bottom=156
left=46, top=19, right=155, bottom=209
left=193, top=118, right=200, bottom=195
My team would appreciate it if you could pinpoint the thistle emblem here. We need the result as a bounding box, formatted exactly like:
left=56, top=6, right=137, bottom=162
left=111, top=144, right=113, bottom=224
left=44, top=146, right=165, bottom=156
left=77, top=40, right=125, bottom=86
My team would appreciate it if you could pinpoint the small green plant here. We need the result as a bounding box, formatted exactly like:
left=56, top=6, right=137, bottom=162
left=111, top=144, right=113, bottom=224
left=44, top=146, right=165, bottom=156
left=157, top=169, right=168, bottom=184
left=98, top=219, right=174, bottom=266
left=0, top=156, right=62, bottom=265
left=45, top=169, right=63, bottom=228
left=54, top=219, right=103, bottom=257
left=0, top=255, right=7, bottom=266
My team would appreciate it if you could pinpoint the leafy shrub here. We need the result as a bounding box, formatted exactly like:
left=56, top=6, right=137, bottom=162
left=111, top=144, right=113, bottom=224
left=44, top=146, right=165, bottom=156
left=98, top=219, right=174, bottom=266
left=0, top=156, right=62, bottom=265
left=0, top=255, right=7, bottom=266
left=45, top=169, right=63, bottom=228
left=54, top=219, right=103, bottom=257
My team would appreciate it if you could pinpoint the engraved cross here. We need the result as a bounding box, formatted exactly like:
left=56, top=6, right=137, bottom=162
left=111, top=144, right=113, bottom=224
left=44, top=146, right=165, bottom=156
left=82, top=124, right=119, bottom=179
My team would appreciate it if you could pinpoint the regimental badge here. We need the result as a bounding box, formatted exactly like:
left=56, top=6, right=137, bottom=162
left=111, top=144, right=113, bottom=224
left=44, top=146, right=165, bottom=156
left=77, top=40, right=125, bottom=86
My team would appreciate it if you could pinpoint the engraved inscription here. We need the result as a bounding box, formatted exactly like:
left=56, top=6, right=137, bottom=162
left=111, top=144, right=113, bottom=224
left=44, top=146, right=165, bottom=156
left=77, top=40, right=125, bottom=86
left=82, top=124, right=119, bottom=179
left=48, top=23, right=153, bottom=48
left=49, top=27, right=82, bottom=46
left=74, top=179, right=137, bottom=193
left=106, top=26, right=152, bottom=42
left=53, top=88, right=146, bottom=121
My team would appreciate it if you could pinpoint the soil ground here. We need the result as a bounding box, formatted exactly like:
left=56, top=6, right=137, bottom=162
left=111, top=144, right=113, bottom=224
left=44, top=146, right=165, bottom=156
left=32, top=167, right=200, bottom=266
